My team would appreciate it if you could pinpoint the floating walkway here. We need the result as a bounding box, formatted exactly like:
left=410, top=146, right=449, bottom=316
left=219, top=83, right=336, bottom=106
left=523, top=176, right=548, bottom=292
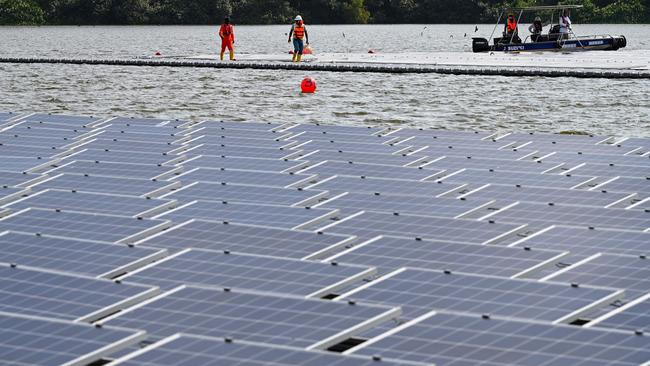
left=2, top=50, right=650, bottom=79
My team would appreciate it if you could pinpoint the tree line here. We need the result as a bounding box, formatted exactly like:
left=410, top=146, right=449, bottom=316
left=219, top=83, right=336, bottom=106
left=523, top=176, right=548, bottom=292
left=1, top=0, right=648, bottom=25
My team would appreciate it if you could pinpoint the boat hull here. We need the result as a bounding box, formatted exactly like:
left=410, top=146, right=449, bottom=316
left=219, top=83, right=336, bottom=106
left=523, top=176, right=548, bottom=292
left=473, top=36, right=626, bottom=53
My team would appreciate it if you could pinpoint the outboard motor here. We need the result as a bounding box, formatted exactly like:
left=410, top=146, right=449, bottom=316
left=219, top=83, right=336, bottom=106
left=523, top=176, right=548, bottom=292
left=472, top=38, right=491, bottom=53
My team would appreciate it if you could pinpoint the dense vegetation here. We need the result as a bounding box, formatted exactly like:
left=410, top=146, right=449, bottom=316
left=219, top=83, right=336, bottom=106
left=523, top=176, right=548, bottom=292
left=1, top=0, right=648, bottom=25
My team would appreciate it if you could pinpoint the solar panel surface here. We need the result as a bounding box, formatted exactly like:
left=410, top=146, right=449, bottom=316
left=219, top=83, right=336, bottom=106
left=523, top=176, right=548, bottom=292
left=0, top=312, right=145, bottom=366
left=0, top=265, right=158, bottom=321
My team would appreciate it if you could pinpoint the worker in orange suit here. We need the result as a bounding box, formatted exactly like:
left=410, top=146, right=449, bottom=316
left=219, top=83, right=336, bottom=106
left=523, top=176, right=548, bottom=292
left=219, top=17, right=235, bottom=61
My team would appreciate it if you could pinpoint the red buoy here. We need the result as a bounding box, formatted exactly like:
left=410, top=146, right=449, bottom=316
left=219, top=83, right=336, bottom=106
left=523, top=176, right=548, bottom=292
left=301, top=77, right=316, bottom=93
left=155, top=51, right=162, bottom=56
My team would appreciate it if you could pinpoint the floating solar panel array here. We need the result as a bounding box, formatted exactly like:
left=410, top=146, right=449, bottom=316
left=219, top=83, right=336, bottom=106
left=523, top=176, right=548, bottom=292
left=0, top=112, right=648, bottom=365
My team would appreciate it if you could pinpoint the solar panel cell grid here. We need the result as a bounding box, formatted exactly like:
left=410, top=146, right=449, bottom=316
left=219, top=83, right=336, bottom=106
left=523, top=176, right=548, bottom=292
left=542, top=253, right=650, bottom=299
left=0, top=265, right=158, bottom=321
left=515, top=226, right=650, bottom=261
left=123, top=249, right=373, bottom=296
left=0, top=312, right=145, bottom=366
left=0, top=231, right=167, bottom=278
left=182, top=156, right=306, bottom=173
left=30, top=173, right=177, bottom=197
left=106, top=286, right=399, bottom=348
left=157, top=201, right=336, bottom=229
left=328, top=236, right=565, bottom=277
left=137, top=220, right=353, bottom=260
left=170, top=168, right=313, bottom=188
left=0, top=208, right=170, bottom=243
left=111, top=335, right=426, bottom=366
left=592, top=293, right=650, bottom=332
left=307, top=175, right=457, bottom=197
left=49, top=160, right=180, bottom=180
left=352, top=311, right=650, bottom=366
left=338, top=268, right=619, bottom=322
left=161, top=182, right=324, bottom=206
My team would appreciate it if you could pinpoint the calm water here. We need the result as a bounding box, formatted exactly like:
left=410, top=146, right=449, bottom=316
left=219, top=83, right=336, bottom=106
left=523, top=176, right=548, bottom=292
left=1, top=25, right=649, bottom=136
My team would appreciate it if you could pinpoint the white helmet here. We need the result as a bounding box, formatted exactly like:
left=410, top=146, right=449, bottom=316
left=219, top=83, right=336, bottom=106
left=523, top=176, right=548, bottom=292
left=295, top=15, right=303, bottom=21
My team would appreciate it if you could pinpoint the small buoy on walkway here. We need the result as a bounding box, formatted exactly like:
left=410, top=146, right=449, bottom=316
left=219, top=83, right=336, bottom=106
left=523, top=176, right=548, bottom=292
left=301, top=77, right=316, bottom=93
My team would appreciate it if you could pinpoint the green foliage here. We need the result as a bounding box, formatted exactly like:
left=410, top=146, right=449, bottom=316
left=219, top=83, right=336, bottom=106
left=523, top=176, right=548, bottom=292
left=0, top=0, right=45, bottom=24
left=1, top=0, right=648, bottom=25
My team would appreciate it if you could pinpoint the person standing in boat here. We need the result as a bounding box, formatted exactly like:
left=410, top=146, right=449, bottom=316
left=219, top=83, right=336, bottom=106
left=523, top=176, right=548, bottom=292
left=219, top=16, right=235, bottom=61
left=504, top=13, right=520, bottom=43
left=288, top=15, right=309, bottom=63
left=528, top=16, right=547, bottom=42
left=559, top=9, right=572, bottom=40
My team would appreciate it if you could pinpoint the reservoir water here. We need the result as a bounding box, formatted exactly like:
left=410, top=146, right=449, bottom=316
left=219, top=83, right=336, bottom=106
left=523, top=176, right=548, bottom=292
left=1, top=24, right=648, bottom=136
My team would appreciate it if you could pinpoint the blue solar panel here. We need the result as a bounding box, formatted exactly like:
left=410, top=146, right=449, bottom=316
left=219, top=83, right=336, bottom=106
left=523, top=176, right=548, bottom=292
left=542, top=253, right=650, bottom=300
left=182, top=156, right=307, bottom=173
left=0, top=157, right=57, bottom=173
left=513, top=225, right=650, bottom=261
left=69, top=149, right=179, bottom=165
left=0, top=265, right=158, bottom=321
left=599, top=177, right=650, bottom=195
left=110, top=334, right=424, bottom=366
left=0, top=186, right=27, bottom=204
left=0, top=111, right=17, bottom=122
left=307, top=175, right=459, bottom=197
left=323, top=211, right=525, bottom=244
left=301, top=161, right=439, bottom=181
left=0, top=312, right=145, bottom=366
left=31, top=173, right=178, bottom=197
left=340, top=267, right=620, bottom=322
left=156, top=201, right=337, bottom=229
left=0, top=208, right=170, bottom=243
left=123, top=249, right=374, bottom=297
left=352, top=311, right=650, bottom=366
left=18, top=113, right=101, bottom=127
left=48, top=160, right=181, bottom=180
left=591, top=292, right=650, bottom=332
left=193, top=120, right=279, bottom=130
left=0, top=231, right=167, bottom=278
left=170, top=168, right=315, bottom=188
left=83, top=138, right=180, bottom=154
left=0, top=143, right=63, bottom=159
left=296, top=149, right=421, bottom=166
left=440, top=168, right=592, bottom=189
left=137, top=220, right=354, bottom=260
left=187, top=145, right=297, bottom=159
left=565, top=163, right=650, bottom=179
left=316, top=192, right=494, bottom=217
left=464, top=184, right=632, bottom=208
left=161, top=182, right=325, bottom=206
left=0, top=171, right=45, bottom=188
left=3, top=189, right=175, bottom=218
left=327, top=235, right=566, bottom=277
left=105, top=286, right=400, bottom=349
left=487, top=202, right=650, bottom=231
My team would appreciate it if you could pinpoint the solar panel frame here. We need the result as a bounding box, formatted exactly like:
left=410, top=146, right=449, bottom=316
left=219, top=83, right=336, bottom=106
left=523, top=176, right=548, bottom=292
left=66, top=148, right=185, bottom=166
left=321, top=210, right=527, bottom=245
left=103, top=285, right=401, bottom=350
left=169, top=167, right=316, bottom=189
left=0, top=231, right=169, bottom=279
left=154, top=201, right=338, bottom=230
left=46, top=160, right=183, bottom=180
left=0, top=311, right=147, bottom=366
left=135, top=219, right=355, bottom=260
left=336, top=267, right=622, bottom=323
left=541, top=253, right=650, bottom=299
left=109, top=333, right=428, bottom=366
left=439, top=168, right=593, bottom=189
left=324, top=235, right=568, bottom=278
left=180, top=155, right=309, bottom=173
left=348, top=310, right=650, bottom=366
left=588, top=292, right=650, bottom=332
left=0, top=170, right=47, bottom=188
left=484, top=201, right=650, bottom=232
left=306, top=175, right=462, bottom=197
left=0, top=264, right=160, bottom=322
left=300, top=161, right=442, bottom=181
left=2, top=189, right=177, bottom=218
left=28, top=173, right=180, bottom=198
left=158, top=181, right=327, bottom=207
left=120, top=248, right=376, bottom=298
left=0, top=208, right=172, bottom=244
left=0, top=187, right=30, bottom=206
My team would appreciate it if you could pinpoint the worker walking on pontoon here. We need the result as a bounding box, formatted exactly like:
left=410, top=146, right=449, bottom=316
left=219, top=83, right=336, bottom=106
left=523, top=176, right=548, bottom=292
left=288, top=15, right=309, bottom=62
left=219, top=16, right=235, bottom=61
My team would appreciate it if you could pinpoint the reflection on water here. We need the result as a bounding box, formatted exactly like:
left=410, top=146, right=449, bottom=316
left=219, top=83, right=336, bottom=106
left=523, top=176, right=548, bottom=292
left=1, top=25, right=649, bottom=136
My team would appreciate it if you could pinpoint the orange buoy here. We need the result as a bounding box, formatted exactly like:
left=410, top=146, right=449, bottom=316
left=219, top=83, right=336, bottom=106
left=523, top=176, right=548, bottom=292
left=301, top=77, right=316, bottom=93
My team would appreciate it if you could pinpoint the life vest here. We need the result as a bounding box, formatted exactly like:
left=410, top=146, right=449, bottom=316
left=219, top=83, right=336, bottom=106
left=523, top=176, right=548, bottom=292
left=293, top=24, right=305, bottom=39
left=220, top=24, right=233, bottom=38
left=507, top=19, right=517, bottom=32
